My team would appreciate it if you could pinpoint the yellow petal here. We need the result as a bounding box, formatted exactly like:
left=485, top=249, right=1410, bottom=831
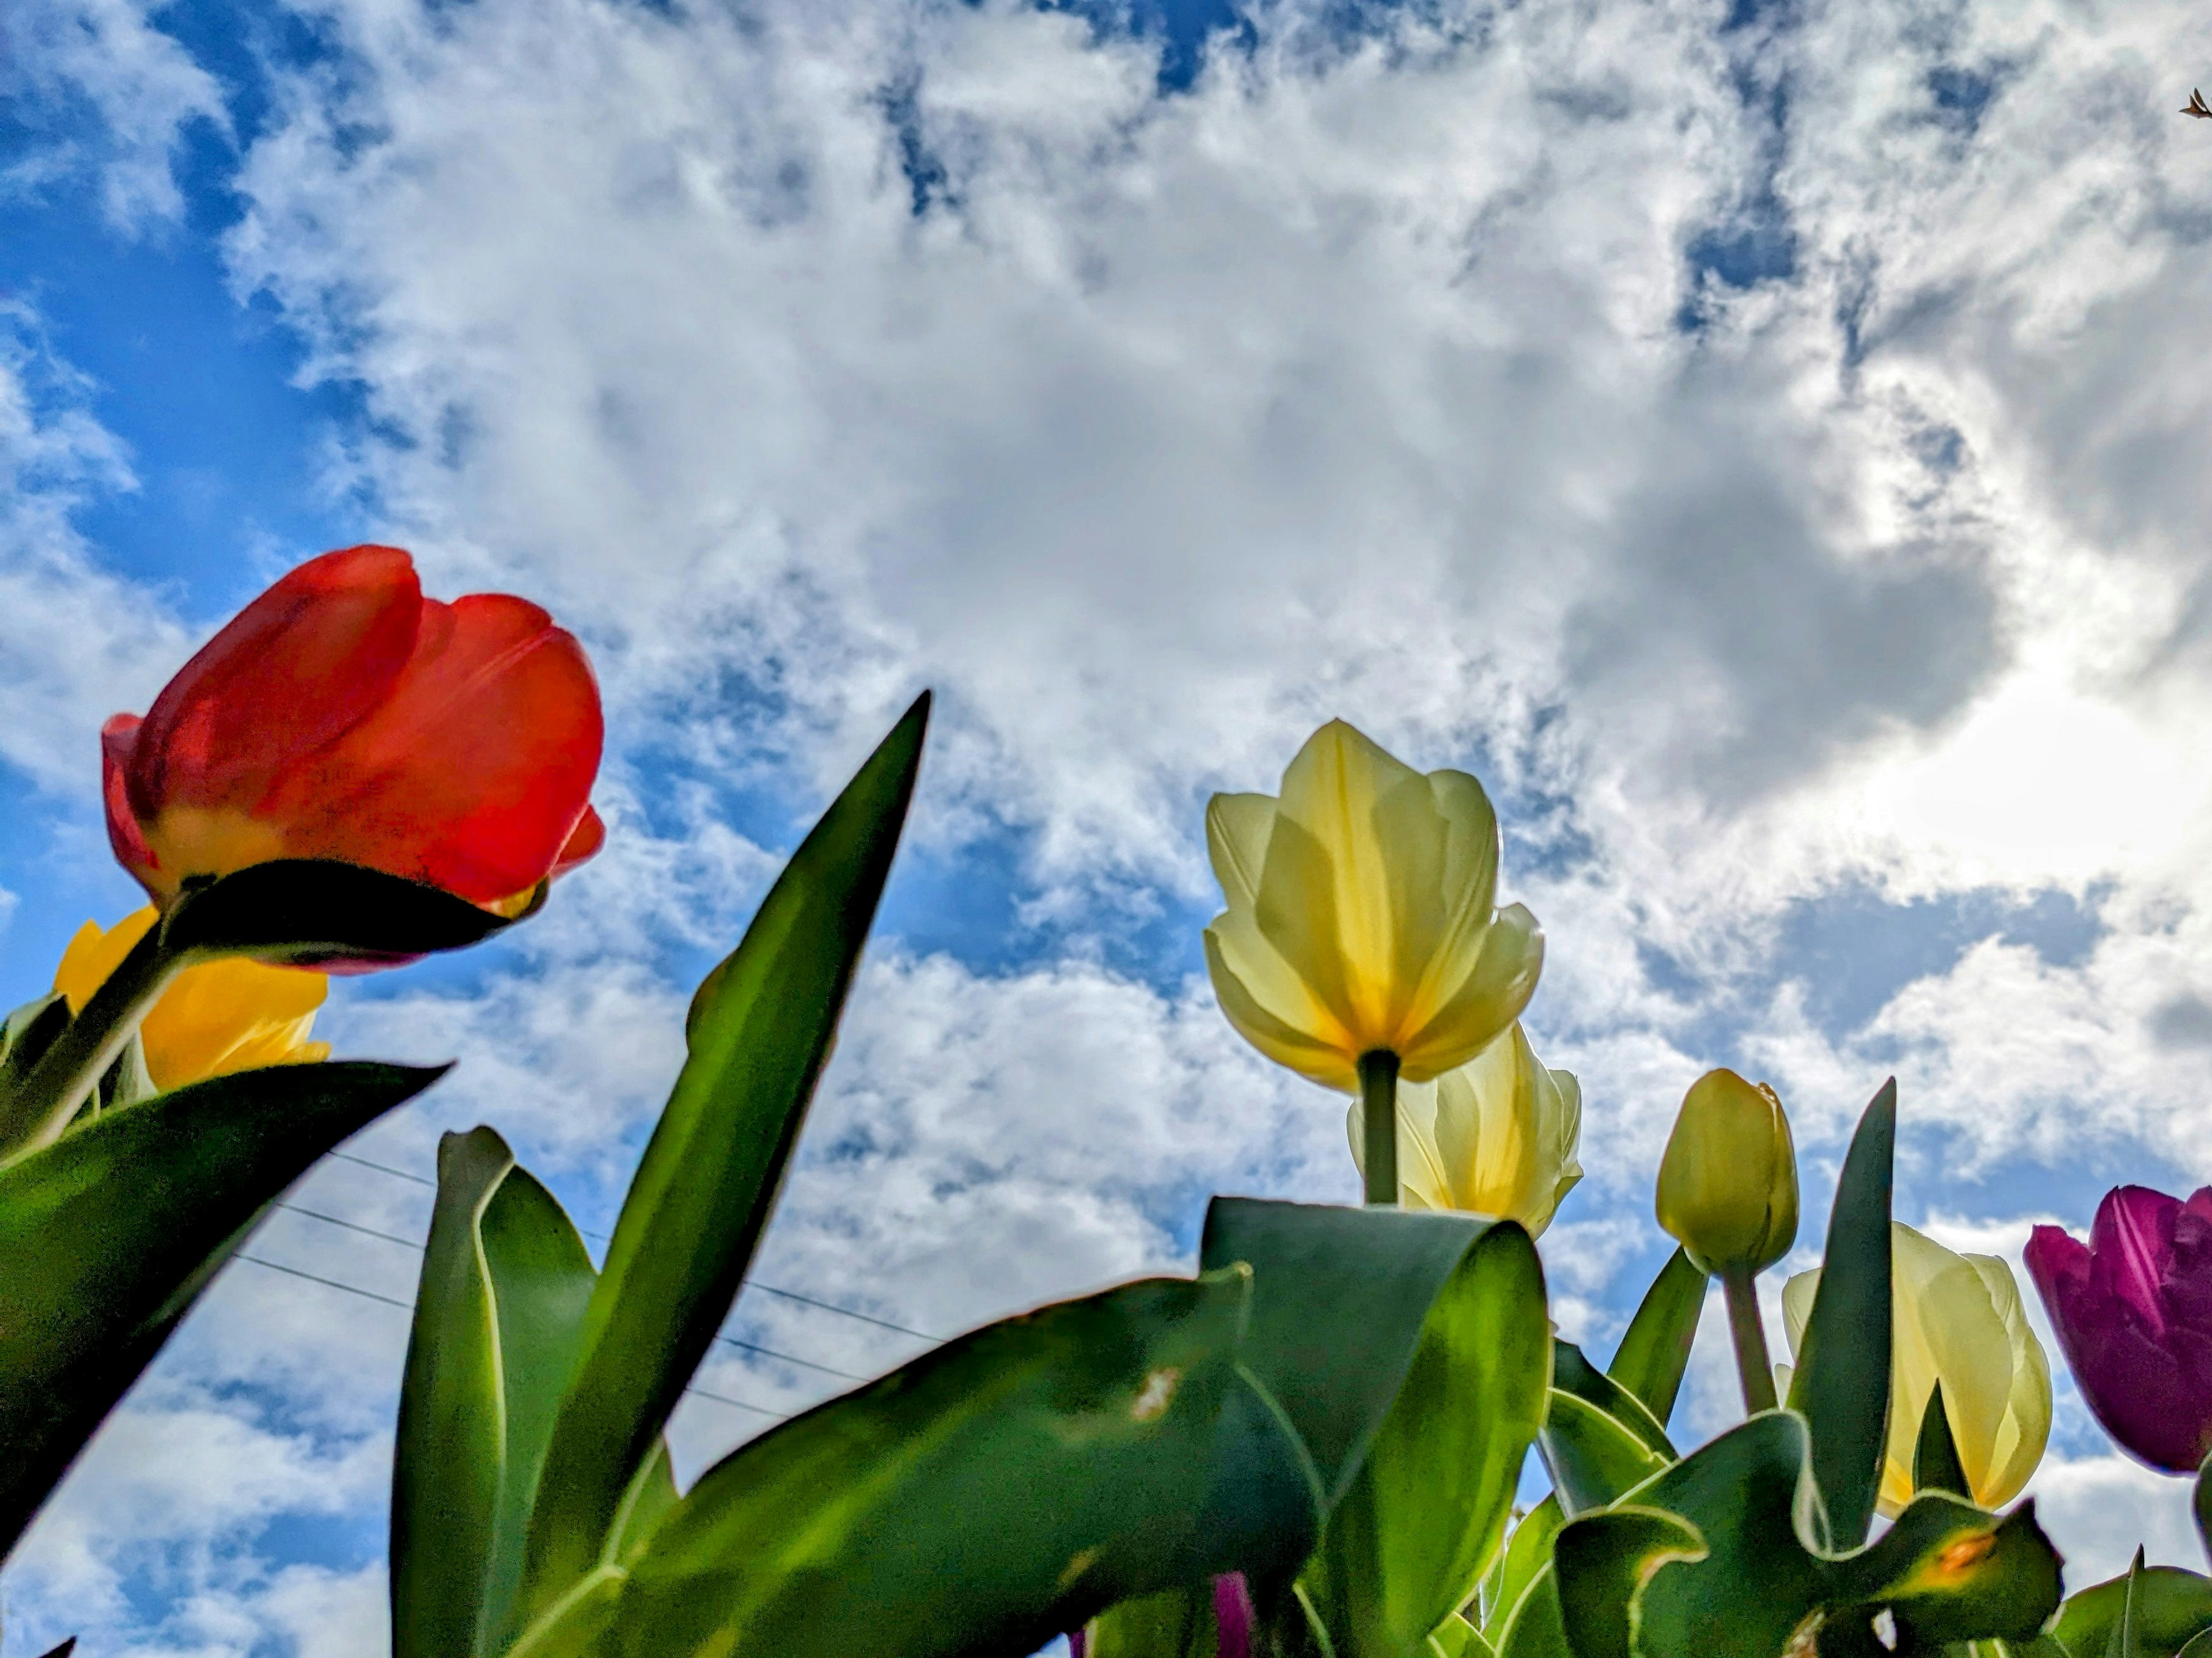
left=53, top=908, right=159, bottom=1012
left=1205, top=919, right=1358, bottom=1091
left=1400, top=902, right=1544, bottom=1082
left=1206, top=793, right=1279, bottom=913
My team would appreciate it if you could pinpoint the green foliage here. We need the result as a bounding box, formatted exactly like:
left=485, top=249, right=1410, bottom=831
left=2051, top=1562, right=2212, bottom=1658
left=1785, top=1079, right=1898, bottom=1551
left=1913, top=1384, right=1970, bottom=1503
left=162, top=858, right=524, bottom=964
left=1603, top=1251, right=1705, bottom=1429
left=0, top=1060, right=444, bottom=1554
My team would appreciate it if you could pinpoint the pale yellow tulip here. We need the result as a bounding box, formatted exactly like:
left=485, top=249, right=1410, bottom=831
left=54, top=908, right=331, bottom=1092
left=1781, top=1222, right=2051, bottom=1516
left=1203, top=720, right=1544, bottom=1092
left=1655, top=1069, right=1798, bottom=1275
left=1346, top=1023, right=1583, bottom=1235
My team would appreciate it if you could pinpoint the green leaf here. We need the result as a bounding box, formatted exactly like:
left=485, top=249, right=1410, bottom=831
left=1197, top=1197, right=1497, bottom=1511
left=0, top=992, right=69, bottom=1098
left=1914, top=1383, right=1970, bottom=1501
left=162, top=859, right=522, bottom=965
left=0, top=1060, right=444, bottom=1555
left=1553, top=1341, right=1675, bottom=1460
left=1298, top=1221, right=1554, bottom=1658
left=1537, top=1393, right=1668, bottom=1519
left=2110, top=1554, right=2149, bottom=1658
left=1430, top=1615, right=1486, bottom=1658
left=2052, top=1564, right=2212, bottom=1658
left=2195, top=1452, right=2212, bottom=1573
left=1084, top=1587, right=1224, bottom=1658
left=393, top=1128, right=605, bottom=1658
left=511, top=697, right=929, bottom=1623
left=1607, top=1249, right=1707, bottom=1428
left=1550, top=1507, right=1706, bottom=1658
left=1833, top=1493, right=2063, bottom=1648
left=1783, top=1078, right=1897, bottom=1551
left=1482, top=1498, right=1562, bottom=1646
left=559, top=1269, right=1319, bottom=1658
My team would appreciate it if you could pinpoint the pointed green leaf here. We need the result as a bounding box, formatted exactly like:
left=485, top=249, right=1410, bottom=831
left=1537, top=1393, right=1668, bottom=1519
left=1431, top=1615, right=1486, bottom=1658
left=1783, top=1078, right=1897, bottom=1551
left=1198, top=1197, right=1494, bottom=1511
left=1482, top=1498, right=1562, bottom=1648
left=566, top=1269, right=1320, bottom=1658
left=1550, top=1507, right=1706, bottom=1658
left=1833, top=1494, right=2061, bottom=1649
left=2195, top=1452, right=2212, bottom=1574
left=2054, top=1565, right=2212, bottom=1658
left=0, top=992, right=69, bottom=1099
left=1607, top=1249, right=1707, bottom=1428
left=512, top=698, right=929, bottom=1620
left=163, top=859, right=523, bottom=965
left=2111, top=1554, right=2150, bottom=1658
left=1300, top=1221, right=1554, bottom=1658
left=393, top=1128, right=606, bottom=1658
left=1914, top=1383, right=1970, bottom=1501
left=0, top=1060, right=444, bottom=1554
left=1554, top=1341, right=1675, bottom=1460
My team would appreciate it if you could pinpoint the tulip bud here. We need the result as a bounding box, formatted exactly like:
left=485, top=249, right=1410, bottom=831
left=1654, top=1068, right=1798, bottom=1276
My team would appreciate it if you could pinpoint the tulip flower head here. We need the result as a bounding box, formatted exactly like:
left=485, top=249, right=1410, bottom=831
left=1655, top=1069, right=1798, bottom=1276
left=1783, top=1222, right=2051, bottom=1516
left=103, top=545, right=604, bottom=920
left=1203, top=720, right=1544, bottom=1094
left=55, top=908, right=329, bottom=1091
left=1347, top=1022, right=1583, bottom=1235
left=2025, top=1185, right=2212, bottom=1474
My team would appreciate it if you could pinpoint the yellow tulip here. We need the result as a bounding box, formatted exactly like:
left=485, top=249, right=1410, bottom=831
left=54, top=908, right=331, bottom=1092
left=1781, top=1222, right=2051, bottom=1516
left=1203, top=720, right=1544, bottom=1093
left=1346, top=1023, right=1583, bottom=1235
left=1654, top=1069, right=1799, bottom=1276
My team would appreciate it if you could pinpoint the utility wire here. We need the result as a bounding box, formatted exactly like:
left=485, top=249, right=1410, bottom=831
left=319, top=1148, right=941, bottom=1341
left=229, top=1253, right=793, bottom=1420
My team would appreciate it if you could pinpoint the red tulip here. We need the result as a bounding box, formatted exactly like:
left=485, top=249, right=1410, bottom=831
left=104, top=545, right=604, bottom=923
left=2026, top=1185, right=2212, bottom=1473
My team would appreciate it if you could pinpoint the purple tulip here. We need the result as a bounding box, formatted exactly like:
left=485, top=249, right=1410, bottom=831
left=1068, top=1573, right=1251, bottom=1658
left=2026, top=1185, right=2212, bottom=1473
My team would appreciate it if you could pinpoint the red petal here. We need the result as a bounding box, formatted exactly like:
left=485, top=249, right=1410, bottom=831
left=551, top=804, right=606, bottom=877
left=102, top=714, right=161, bottom=892
left=259, top=593, right=605, bottom=904
left=128, top=547, right=422, bottom=821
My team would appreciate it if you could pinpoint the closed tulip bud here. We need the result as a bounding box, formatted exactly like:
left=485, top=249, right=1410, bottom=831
left=1654, top=1068, right=1798, bottom=1275
left=55, top=908, right=329, bottom=1091
left=1347, top=1023, right=1583, bottom=1235
left=1203, top=720, right=1544, bottom=1093
left=103, top=545, right=605, bottom=926
left=2025, top=1185, right=2212, bottom=1474
left=1783, top=1223, right=2051, bottom=1515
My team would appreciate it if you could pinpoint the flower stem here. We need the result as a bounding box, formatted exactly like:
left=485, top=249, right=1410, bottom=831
left=1358, top=1049, right=1400, bottom=1207
left=0, top=921, right=180, bottom=1160
left=1721, top=1266, right=1778, bottom=1414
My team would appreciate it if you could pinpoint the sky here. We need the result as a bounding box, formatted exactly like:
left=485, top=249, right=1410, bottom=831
left=4, top=0, right=2212, bottom=1649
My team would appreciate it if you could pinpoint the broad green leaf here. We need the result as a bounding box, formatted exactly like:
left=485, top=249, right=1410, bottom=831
left=0, top=1060, right=444, bottom=1554
left=1831, top=1493, right=2062, bottom=1647
left=2110, top=1554, right=2148, bottom=1658
left=1537, top=1393, right=1666, bottom=1518
left=1482, top=1498, right=1562, bottom=1646
left=1784, top=1078, right=1897, bottom=1550
left=557, top=1269, right=1320, bottom=1658
left=393, top=1128, right=604, bottom=1658
left=1084, top=1587, right=1222, bottom=1658
left=1552, top=1341, right=1674, bottom=1460
left=1607, top=1249, right=1706, bottom=1428
left=1430, top=1615, right=1486, bottom=1658
left=2196, top=1452, right=2212, bottom=1573
left=2176, top=1630, right=2212, bottom=1658
left=1198, top=1197, right=1494, bottom=1511
left=2053, top=1565, right=2212, bottom=1658
left=1914, top=1383, right=1970, bottom=1501
left=1300, top=1221, right=1553, bottom=1658
left=1494, top=1561, right=1570, bottom=1658
left=163, top=859, right=520, bottom=965
left=1550, top=1507, right=1705, bottom=1658
left=513, top=695, right=928, bottom=1623
left=0, top=992, right=69, bottom=1098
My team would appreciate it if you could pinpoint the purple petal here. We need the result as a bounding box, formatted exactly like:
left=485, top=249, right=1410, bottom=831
left=1069, top=1627, right=1087, bottom=1658
left=1214, top=1574, right=1254, bottom=1658
left=2090, top=1186, right=2183, bottom=1335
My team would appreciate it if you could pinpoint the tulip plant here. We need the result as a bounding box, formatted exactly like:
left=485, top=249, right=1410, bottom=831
left=2, top=552, right=2211, bottom=1658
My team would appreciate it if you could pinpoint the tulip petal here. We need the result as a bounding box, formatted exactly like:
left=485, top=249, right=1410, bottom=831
left=551, top=805, right=607, bottom=878
left=1403, top=767, right=1503, bottom=1023
left=1399, top=902, right=1544, bottom=1081
left=128, top=546, right=422, bottom=823
left=1204, top=920, right=1357, bottom=1090
left=257, top=595, right=605, bottom=905
left=2094, top=1186, right=2182, bottom=1336
left=1206, top=794, right=1277, bottom=912
left=101, top=716, right=158, bottom=887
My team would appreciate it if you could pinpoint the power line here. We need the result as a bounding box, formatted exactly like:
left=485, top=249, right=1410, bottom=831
left=229, top=1254, right=793, bottom=1421
left=316, top=1149, right=942, bottom=1340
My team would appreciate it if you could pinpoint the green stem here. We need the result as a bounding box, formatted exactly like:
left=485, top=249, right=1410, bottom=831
left=1358, top=1049, right=1400, bottom=1208
left=0, top=921, right=180, bottom=1159
left=1721, top=1267, right=1779, bottom=1415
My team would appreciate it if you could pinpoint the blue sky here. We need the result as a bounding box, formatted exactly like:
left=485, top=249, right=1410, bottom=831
left=7, top=0, right=2212, bottom=1649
